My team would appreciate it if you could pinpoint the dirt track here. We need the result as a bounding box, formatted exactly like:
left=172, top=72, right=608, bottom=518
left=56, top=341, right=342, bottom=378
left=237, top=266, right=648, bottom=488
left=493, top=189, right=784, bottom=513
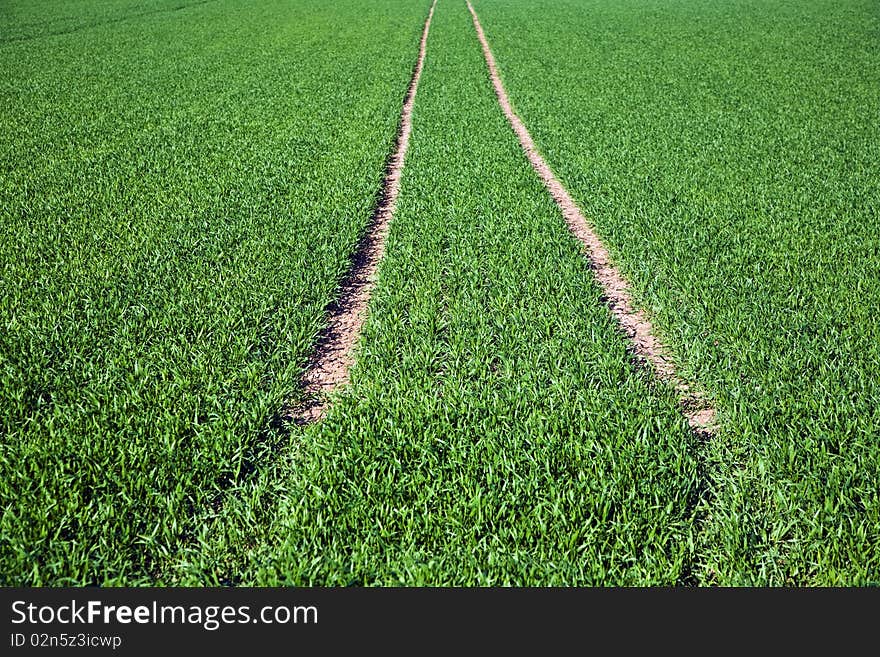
left=291, top=0, right=715, bottom=434
left=466, top=0, right=716, bottom=434
left=289, top=0, right=437, bottom=425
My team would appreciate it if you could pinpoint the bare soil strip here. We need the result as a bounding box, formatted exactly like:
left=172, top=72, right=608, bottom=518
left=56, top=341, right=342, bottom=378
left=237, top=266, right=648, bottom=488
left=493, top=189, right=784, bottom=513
left=289, top=0, right=437, bottom=425
left=466, top=0, right=716, bottom=434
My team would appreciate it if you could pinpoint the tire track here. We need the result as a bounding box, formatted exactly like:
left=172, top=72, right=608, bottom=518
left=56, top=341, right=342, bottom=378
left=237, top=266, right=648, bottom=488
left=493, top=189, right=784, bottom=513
left=466, top=0, right=716, bottom=435
left=289, top=0, right=437, bottom=425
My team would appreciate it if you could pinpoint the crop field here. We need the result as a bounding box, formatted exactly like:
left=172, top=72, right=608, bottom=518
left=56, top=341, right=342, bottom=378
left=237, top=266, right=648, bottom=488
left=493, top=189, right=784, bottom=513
left=177, top=0, right=700, bottom=586
left=472, top=0, right=880, bottom=583
left=2, top=0, right=878, bottom=587
left=0, top=0, right=428, bottom=584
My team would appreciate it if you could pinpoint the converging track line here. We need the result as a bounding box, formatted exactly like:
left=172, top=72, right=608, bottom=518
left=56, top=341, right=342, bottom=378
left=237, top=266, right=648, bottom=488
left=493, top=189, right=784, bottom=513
left=289, top=0, right=437, bottom=425
left=466, top=0, right=716, bottom=434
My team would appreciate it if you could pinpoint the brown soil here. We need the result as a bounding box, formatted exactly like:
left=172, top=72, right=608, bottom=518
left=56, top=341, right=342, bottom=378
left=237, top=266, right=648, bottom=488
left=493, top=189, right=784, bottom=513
left=466, top=0, right=717, bottom=434
left=288, top=0, right=437, bottom=426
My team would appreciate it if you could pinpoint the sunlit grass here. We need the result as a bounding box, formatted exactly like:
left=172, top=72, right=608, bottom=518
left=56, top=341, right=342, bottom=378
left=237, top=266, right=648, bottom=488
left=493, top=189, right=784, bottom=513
left=181, top=0, right=700, bottom=586
left=0, top=0, right=427, bottom=585
left=474, top=0, right=880, bottom=584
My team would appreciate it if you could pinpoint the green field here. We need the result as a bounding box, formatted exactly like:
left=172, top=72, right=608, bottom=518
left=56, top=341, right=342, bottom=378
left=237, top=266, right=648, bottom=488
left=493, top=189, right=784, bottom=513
left=177, top=0, right=700, bottom=585
left=2, top=0, right=878, bottom=586
left=473, top=0, right=880, bottom=583
left=0, top=0, right=428, bottom=584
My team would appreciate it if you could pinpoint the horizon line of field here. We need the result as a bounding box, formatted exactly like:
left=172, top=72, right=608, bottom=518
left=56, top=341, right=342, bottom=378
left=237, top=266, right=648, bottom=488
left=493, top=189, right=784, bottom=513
left=286, top=0, right=716, bottom=438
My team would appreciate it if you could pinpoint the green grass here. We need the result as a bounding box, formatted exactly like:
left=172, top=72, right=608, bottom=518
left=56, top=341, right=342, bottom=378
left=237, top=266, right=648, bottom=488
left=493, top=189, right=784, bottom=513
left=0, top=0, right=431, bottom=585
left=6, top=0, right=877, bottom=587
left=0, top=0, right=214, bottom=43
left=176, top=0, right=702, bottom=586
left=472, top=0, right=880, bottom=584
